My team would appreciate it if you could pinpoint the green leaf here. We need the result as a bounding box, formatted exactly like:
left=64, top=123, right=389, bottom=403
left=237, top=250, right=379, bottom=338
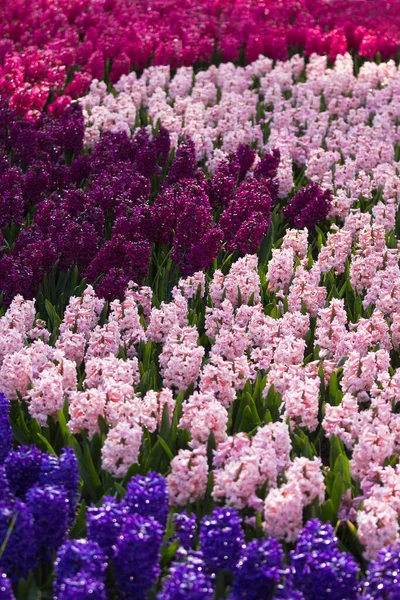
left=157, top=435, right=174, bottom=461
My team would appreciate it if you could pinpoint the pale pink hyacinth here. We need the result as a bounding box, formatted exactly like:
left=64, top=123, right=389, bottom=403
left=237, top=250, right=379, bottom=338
left=174, top=272, right=206, bottom=300
left=167, top=446, right=209, bottom=506
left=288, top=265, right=327, bottom=317
left=85, top=321, right=121, bottom=359
left=146, top=292, right=188, bottom=343
left=109, top=294, right=146, bottom=357
left=315, top=298, right=348, bottom=360
left=263, top=481, right=304, bottom=543
left=211, top=255, right=261, bottom=309
left=0, top=296, right=36, bottom=365
left=341, top=350, right=390, bottom=399
left=59, top=285, right=105, bottom=339
left=84, top=355, right=139, bottom=389
left=285, top=457, right=325, bottom=505
left=0, top=340, right=52, bottom=400
left=68, top=388, right=107, bottom=439
left=101, top=421, right=143, bottom=478
left=211, top=325, right=250, bottom=362
left=159, top=326, right=205, bottom=391
left=273, top=335, right=305, bottom=366
left=357, top=498, right=400, bottom=560
left=282, top=374, right=320, bottom=432
left=204, top=299, right=234, bottom=340
left=266, top=247, right=295, bottom=294
left=322, top=393, right=360, bottom=449
left=55, top=330, right=86, bottom=364
left=199, top=355, right=250, bottom=407
left=140, top=388, right=175, bottom=432
left=179, top=391, right=228, bottom=446
left=317, top=226, right=352, bottom=275
left=281, top=228, right=309, bottom=260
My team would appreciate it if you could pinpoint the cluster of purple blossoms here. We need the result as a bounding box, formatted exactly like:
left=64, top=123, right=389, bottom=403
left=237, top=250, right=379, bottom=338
left=284, top=183, right=333, bottom=230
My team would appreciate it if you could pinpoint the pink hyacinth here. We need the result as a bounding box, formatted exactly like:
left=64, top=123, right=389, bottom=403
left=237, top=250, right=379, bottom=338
left=179, top=391, right=228, bottom=446
left=141, top=388, right=175, bottom=432
left=101, top=421, right=143, bottom=478
left=167, top=446, right=209, bottom=506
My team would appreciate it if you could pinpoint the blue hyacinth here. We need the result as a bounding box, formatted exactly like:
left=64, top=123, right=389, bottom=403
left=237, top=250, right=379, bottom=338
left=54, top=539, right=107, bottom=599
left=361, top=544, right=400, bottom=599
left=122, top=471, right=169, bottom=528
left=27, top=484, right=69, bottom=558
left=231, top=538, right=284, bottom=599
left=87, top=496, right=124, bottom=559
left=289, top=519, right=359, bottom=600
left=199, top=507, right=245, bottom=573
left=114, top=513, right=163, bottom=599
left=158, top=551, right=214, bottom=600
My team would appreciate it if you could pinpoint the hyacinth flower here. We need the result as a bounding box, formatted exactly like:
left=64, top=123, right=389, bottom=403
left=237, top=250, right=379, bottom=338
left=283, top=183, right=332, bottom=230
left=289, top=519, right=360, bottom=600
left=361, top=544, right=400, bottom=599
left=157, top=550, right=214, bottom=600
left=199, top=507, right=245, bottom=574
left=122, top=472, right=169, bottom=528
left=0, top=498, right=37, bottom=581
left=53, top=539, right=108, bottom=600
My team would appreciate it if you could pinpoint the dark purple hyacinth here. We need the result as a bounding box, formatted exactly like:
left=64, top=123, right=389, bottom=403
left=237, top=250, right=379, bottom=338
left=0, top=572, right=15, bottom=600
left=0, top=498, right=37, bottom=580
left=199, top=507, right=245, bottom=573
left=54, top=539, right=107, bottom=599
left=173, top=512, right=197, bottom=550
left=167, top=140, right=196, bottom=184
left=361, top=544, right=400, bottom=599
left=157, top=551, right=214, bottom=600
left=87, top=497, right=125, bottom=559
left=0, top=393, right=12, bottom=465
left=231, top=538, right=284, bottom=600
left=289, top=519, right=359, bottom=600
left=4, top=445, right=43, bottom=499
left=219, top=178, right=273, bottom=254
left=284, top=183, right=332, bottom=229
left=27, top=485, right=69, bottom=557
left=114, top=514, right=163, bottom=599
left=122, top=472, right=169, bottom=528
left=0, top=467, right=10, bottom=502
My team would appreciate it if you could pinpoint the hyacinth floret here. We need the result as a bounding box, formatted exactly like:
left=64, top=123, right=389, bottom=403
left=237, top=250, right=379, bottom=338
left=122, top=472, right=169, bottom=528
left=199, top=507, right=245, bottom=573
left=231, top=538, right=284, bottom=600
left=284, top=183, right=332, bottom=230
left=114, top=514, right=163, bottom=599
left=361, top=544, right=400, bottom=599
left=289, top=519, right=359, bottom=600
left=39, top=448, right=79, bottom=523
left=4, top=445, right=43, bottom=498
left=0, top=498, right=37, bottom=580
left=87, top=496, right=124, bottom=559
left=0, top=393, right=12, bottom=465
left=0, top=572, right=15, bottom=600
left=27, top=484, right=69, bottom=557
left=157, top=550, right=214, bottom=600
left=54, top=539, right=107, bottom=598
left=173, top=511, right=197, bottom=550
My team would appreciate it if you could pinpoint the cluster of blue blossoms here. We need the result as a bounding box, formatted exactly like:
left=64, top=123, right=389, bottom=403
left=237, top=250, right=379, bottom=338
left=2, top=390, right=400, bottom=599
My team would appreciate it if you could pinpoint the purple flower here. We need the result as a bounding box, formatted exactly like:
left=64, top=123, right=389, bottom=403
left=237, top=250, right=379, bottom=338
left=231, top=538, right=284, bottom=600
left=219, top=178, right=273, bottom=253
left=0, top=468, right=10, bottom=502
left=167, top=140, right=196, bottom=184
left=361, top=544, right=400, bottom=599
left=55, top=577, right=107, bottom=600
left=123, top=472, right=169, bottom=528
left=27, top=485, right=69, bottom=557
left=114, top=514, right=163, bottom=599
left=39, top=448, right=79, bottom=524
left=4, top=445, right=43, bottom=499
left=0, top=393, right=12, bottom=465
left=173, top=512, right=197, bottom=550
left=0, top=498, right=37, bottom=580
left=236, top=145, right=256, bottom=182
left=157, top=551, right=214, bottom=600
left=200, top=507, right=245, bottom=573
left=0, top=572, right=15, bottom=600
left=87, top=497, right=124, bottom=559
left=284, top=183, right=332, bottom=229
left=54, top=539, right=107, bottom=598
left=154, top=127, right=171, bottom=168
left=289, top=519, right=359, bottom=600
